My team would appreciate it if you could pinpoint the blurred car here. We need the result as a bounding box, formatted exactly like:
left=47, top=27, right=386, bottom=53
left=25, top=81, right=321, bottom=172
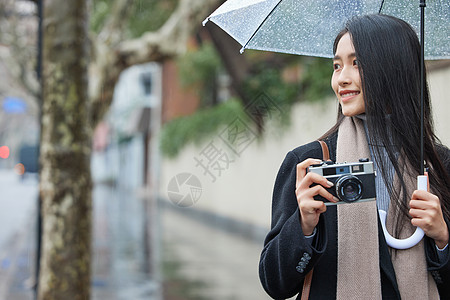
left=19, top=145, right=39, bottom=177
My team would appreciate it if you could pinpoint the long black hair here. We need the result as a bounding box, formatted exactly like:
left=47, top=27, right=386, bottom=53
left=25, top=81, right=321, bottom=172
left=322, top=14, right=450, bottom=233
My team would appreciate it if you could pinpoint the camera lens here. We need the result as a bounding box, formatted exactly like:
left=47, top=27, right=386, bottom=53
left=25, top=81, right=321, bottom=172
left=335, top=175, right=363, bottom=203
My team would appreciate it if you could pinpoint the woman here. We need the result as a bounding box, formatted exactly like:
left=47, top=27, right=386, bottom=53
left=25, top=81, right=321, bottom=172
left=259, top=14, right=450, bottom=299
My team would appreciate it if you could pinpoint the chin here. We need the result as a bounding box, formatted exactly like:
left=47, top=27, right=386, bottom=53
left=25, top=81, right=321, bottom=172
left=341, top=106, right=365, bottom=117
left=342, top=110, right=358, bottom=117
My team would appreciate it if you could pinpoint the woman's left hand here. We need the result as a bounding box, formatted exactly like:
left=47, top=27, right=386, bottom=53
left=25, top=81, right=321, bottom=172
left=410, top=190, right=449, bottom=249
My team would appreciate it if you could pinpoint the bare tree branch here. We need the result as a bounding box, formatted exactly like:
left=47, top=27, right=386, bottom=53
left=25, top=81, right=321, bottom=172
left=89, top=0, right=222, bottom=126
left=118, top=0, right=220, bottom=64
left=0, top=0, right=40, bottom=98
left=88, top=0, right=134, bottom=125
left=96, top=0, right=134, bottom=46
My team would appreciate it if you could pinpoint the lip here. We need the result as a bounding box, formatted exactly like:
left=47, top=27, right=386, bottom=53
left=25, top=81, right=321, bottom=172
left=339, top=90, right=360, bottom=102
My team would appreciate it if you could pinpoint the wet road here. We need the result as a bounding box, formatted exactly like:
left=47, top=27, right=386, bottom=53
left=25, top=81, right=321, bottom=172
left=0, top=171, right=37, bottom=249
left=0, top=170, right=37, bottom=299
left=0, top=173, right=159, bottom=299
left=0, top=170, right=276, bottom=299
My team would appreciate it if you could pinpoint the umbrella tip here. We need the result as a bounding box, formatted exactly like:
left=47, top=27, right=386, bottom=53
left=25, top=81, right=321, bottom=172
left=240, top=47, right=245, bottom=54
left=202, top=18, right=209, bottom=26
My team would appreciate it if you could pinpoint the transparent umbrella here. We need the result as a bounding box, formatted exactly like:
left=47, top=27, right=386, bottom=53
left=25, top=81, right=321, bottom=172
left=203, top=0, right=449, bottom=59
left=203, top=0, right=450, bottom=249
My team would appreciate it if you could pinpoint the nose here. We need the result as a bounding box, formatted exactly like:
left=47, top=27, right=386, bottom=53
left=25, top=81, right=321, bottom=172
left=337, top=66, right=352, bottom=86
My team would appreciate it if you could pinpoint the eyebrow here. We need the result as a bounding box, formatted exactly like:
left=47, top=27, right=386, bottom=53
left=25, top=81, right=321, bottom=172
left=333, top=52, right=357, bottom=60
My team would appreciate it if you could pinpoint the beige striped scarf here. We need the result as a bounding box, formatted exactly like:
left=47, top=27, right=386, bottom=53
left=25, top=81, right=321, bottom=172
left=336, top=116, right=439, bottom=299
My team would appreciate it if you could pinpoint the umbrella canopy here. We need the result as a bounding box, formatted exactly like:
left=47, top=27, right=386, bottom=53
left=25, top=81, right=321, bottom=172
left=203, top=0, right=449, bottom=60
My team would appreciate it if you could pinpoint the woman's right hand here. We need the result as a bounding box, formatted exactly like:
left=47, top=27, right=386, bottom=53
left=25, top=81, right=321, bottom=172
left=296, top=158, right=338, bottom=235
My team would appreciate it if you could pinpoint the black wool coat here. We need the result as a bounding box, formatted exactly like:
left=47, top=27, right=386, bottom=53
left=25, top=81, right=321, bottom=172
left=259, top=132, right=450, bottom=299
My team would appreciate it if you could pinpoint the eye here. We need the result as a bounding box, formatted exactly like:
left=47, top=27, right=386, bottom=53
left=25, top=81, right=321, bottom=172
left=353, top=59, right=359, bottom=67
left=333, top=63, right=341, bottom=70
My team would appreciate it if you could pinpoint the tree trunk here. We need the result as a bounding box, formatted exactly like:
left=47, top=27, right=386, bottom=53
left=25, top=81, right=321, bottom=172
left=38, top=0, right=92, bottom=299
left=204, top=22, right=250, bottom=103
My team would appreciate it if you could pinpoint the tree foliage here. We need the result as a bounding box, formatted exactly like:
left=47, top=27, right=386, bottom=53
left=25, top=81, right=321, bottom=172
left=160, top=99, right=248, bottom=158
left=163, top=43, right=333, bottom=157
left=301, top=57, right=333, bottom=102
left=91, top=0, right=178, bottom=37
left=177, top=42, right=223, bottom=106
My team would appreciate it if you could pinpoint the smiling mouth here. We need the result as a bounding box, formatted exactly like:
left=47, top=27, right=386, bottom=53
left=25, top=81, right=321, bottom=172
left=340, top=91, right=360, bottom=100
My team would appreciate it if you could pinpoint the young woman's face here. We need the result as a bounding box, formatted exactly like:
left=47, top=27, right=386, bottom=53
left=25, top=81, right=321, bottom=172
left=331, top=33, right=365, bottom=116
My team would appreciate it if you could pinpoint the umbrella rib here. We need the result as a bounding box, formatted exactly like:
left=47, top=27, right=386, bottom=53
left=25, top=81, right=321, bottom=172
left=378, top=0, right=385, bottom=13
left=241, top=0, right=284, bottom=53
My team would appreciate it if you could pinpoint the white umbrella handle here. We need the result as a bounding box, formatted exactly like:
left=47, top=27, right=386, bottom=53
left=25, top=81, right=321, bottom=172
left=378, top=175, right=427, bottom=249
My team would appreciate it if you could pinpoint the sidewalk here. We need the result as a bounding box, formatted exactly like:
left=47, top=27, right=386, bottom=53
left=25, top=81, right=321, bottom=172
left=91, top=183, right=159, bottom=299
left=159, top=199, right=270, bottom=299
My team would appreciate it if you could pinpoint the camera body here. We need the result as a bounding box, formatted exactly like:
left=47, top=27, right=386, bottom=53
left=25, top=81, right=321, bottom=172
left=307, top=159, right=376, bottom=205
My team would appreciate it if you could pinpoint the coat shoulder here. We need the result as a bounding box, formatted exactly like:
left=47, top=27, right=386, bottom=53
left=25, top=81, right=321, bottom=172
left=289, top=132, right=338, bottom=162
left=290, top=141, right=323, bottom=162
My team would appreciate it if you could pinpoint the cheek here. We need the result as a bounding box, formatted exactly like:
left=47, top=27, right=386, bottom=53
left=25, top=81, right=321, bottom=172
left=331, top=75, right=339, bottom=95
left=354, top=70, right=362, bottom=87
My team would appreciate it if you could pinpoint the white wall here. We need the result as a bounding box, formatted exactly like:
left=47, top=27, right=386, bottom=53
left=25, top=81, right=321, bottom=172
left=429, top=66, right=450, bottom=146
left=160, top=99, right=338, bottom=229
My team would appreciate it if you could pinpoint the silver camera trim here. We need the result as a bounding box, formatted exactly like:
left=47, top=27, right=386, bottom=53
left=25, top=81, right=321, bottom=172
left=308, top=161, right=376, bottom=205
left=308, top=161, right=374, bottom=178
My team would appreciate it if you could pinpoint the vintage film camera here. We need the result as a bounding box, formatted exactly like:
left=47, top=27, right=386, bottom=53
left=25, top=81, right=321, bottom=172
left=307, top=159, right=376, bottom=205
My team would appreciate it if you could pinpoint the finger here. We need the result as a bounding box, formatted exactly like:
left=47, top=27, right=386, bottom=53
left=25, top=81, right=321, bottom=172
left=317, top=203, right=327, bottom=214
left=299, top=201, right=328, bottom=219
left=409, top=199, right=429, bottom=210
left=411, top=190, right=438, bottom=201
left=296, top=158, right=323, bottom=184
left=424, top=171, right=430, bottom=192
left=409, top=208, right=428, bottom=219
left=299, top=184, right=338, bottom=203
left=411, top=189, right=428, bottom=200
left=410, top=204, right=440, bottom=219
left=410, top=197, right=440, bottom=211
left=297, top=172, right=334, bottom=191
left=300, top=198, right=327, bottom=213
left=411, top=218, right=432, bottom=231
